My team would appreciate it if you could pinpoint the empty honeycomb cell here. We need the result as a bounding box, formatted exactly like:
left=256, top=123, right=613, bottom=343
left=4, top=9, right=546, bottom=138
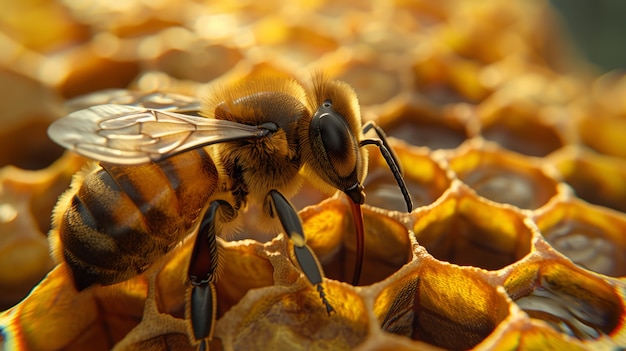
left=411, top=187, right=534, bottom=271
left=216, top=240, right=280, bottom=315
left=445, top=58, right=490, bottom=102
left=53, top=48, right=141, bottom=98
left=336, top=62, right=404, bottom=106
left=348, top=207, right=412, bottom=286
left=375, top=257, right=511, bottom=350
left=302, top=197, right=412, bottom=286
left=534, top=198, right=626, bottom=278
left=0, top=69, right=66, bottom=170
left=0, top=118, right=65, bottom=171
left=154, top=45, right=245, bottom=83
left=412, top=46, right=489, bottom=104
left=579, top=116, right=626, bottom=159
left=589, top=71, right=626, bottom=118
left=552, top=147, right=626, bottom=213
left=374, top=100, right=472, bottom=150
left=253, top=21, right=340, bottom=68
left=504, top=259, right=625, bottom=342
left=478, top=99, right=565, bottom=157
left=449, top=143, right=559, bottom=209
left=500, top=69, right=585, bottom=107
left=300, top=197, right=350, bottom=260
left=436, top=13, right=506, bottom=65
left=354, top=24, right=423, bottom=61
left=363, top=142, right=451, bottom=212
left=217, top=281, right=369, bottom=351
left=578, top=74, right=626, bottom=157
left=0, top=264, right=146, bottom=351
left=0, top=0, right=91, bottom=53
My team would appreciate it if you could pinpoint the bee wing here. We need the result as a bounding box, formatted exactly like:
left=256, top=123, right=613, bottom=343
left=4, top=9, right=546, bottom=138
left=48, top=104, right=262, bottom=165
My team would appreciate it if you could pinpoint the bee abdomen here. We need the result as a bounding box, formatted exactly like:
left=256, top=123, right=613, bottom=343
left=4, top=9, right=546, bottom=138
left=59, top=149, right=219, bottom=290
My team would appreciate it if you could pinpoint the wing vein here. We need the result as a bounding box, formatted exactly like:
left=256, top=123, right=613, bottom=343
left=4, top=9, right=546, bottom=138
left=48, top=102, right=262, bottom=165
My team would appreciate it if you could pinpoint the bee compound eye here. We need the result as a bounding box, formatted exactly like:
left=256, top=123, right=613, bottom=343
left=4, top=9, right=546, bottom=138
left=313, top=109, right=358, bottom=180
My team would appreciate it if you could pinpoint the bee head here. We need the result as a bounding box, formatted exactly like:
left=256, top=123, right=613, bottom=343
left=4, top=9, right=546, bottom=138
left=299, top=78, right=368, bottom=203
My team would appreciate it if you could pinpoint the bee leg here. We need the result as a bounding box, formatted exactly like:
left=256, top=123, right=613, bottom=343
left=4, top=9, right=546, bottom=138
left=361, top=121, right=413, bottom=212
left=266, top=189, right=334, bottom=315
left=187, top=200, right=235, bottom=349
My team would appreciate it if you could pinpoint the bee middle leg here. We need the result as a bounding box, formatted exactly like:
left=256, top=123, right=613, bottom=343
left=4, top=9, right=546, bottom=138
left=187, top=200, right=235, bottom=350
left=266, top=189, right=334, bottom=314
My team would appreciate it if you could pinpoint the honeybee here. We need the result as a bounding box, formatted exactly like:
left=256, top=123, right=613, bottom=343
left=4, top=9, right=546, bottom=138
left=47, top=74, right=412, bottom=349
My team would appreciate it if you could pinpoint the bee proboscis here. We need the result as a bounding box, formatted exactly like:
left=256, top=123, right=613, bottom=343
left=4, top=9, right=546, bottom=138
left=47, top=75, right=412, bottom=349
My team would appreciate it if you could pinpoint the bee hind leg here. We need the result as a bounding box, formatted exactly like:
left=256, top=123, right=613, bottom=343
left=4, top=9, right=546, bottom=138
left=187, top=200, right=235, bottom=349
left=266, top=190, right=334, bottom=314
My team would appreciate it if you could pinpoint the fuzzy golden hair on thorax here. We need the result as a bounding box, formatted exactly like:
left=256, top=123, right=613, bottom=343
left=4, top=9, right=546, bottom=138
left=201, top=75, right=308, bottom=125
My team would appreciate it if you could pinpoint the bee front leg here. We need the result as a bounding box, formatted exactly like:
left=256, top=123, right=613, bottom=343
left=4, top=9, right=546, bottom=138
left=266, top=190, right=334, bottom=314
left=361, top=121, right=413, bottom=212
left=187, top=200, right=234, bottom=350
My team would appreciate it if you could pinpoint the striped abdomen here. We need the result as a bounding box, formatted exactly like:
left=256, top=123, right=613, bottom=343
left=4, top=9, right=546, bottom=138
left=58, top=148, right=219, bottom=290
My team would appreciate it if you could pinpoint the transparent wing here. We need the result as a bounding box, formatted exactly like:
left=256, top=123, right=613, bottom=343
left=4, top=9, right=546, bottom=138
left=48, top=104, right=262, bottom=165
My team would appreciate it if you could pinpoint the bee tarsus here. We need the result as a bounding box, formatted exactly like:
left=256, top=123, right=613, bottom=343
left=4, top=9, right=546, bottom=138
left=316, top=285, right=335, bottom=315
left=267, top=190, right=334, bottom=314
left=189, top=201, right=231, bottom=286
left=188, top=201, right=227, bottom=345
left=189, top=283, right=216, bottom=347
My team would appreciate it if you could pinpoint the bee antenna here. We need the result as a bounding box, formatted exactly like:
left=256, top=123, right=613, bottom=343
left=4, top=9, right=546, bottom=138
left=360, top=121, right=413, bottom=212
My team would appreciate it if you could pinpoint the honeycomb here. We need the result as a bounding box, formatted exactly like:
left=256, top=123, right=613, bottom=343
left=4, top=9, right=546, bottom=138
left=1, top=0, right=625, bottom=350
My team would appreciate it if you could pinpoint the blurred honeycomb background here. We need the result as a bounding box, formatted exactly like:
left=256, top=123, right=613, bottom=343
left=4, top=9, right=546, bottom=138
left=1, top=0, right=625, bottom=350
